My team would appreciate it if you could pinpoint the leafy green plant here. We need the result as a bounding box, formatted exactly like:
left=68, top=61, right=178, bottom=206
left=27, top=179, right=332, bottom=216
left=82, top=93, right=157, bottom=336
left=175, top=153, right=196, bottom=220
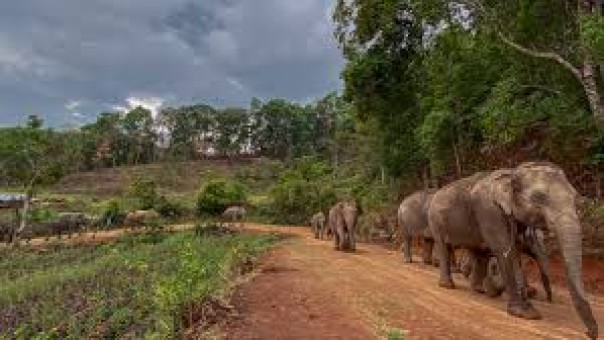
left=154, top=195, right=188, bottom=219
left=196, top=179, right=247, bottom=217
left=128, top=176, right=158, bottom=210
left=0, top=231, right=277, bottom=338
left=387, top=328, right=405, bottom=340
left=99, top=199, right=126, bottom=228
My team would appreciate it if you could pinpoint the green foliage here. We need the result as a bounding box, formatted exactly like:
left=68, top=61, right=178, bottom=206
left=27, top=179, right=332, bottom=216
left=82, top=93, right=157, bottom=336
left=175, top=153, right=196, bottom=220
left=0, top=231, right=277, bottom=338
left=27, top=207, right=58, bottom=224
left=581, top=14, right=604, bottom=62
left=387, top=328, right=405, bottom=340
left=266, top=158, right=338, bottom=224
left=0, top=123, right=68, bottom=191
left=196, top=179, right=247, bottom=217
left=128, top=176, right=158, bottom=210
left=99, top=199, right=126, bottom=228
left=154, top=195, right=188, bottom=219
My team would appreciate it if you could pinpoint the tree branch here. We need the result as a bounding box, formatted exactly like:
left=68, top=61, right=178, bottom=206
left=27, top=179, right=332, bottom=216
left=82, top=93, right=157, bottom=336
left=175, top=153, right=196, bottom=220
left=497, top=33, right=583, bottom=84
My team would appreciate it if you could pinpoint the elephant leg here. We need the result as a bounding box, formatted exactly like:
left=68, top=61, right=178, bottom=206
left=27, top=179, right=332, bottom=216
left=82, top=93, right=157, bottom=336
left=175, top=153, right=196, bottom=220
left=484, top=256, right=505, bottom=298
left=497, top=251, right=541, bottom=320
left=433, top=236, right=454, bottom=289
left=421, top=238, right=434, bottom=265
left=349, top=230, right=356, bottom=251
left=470, top=251, right=488, bottom=294
left=403, top=235, right=413, bottom=263
left=476, top=210, right=541, bottom=320
left=334, top=228, right=341, bottom=250
left=527, top=243, right=553, bottom=302
left=339, top=228, right=347, bottom=250
left=450, top=246, right=461, bottom=273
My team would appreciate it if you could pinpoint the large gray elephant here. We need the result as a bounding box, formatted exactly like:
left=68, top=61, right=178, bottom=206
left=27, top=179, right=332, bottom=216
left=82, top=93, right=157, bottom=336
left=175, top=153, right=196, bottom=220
left=328, top=200, right=360, bottom=251
left=398, top=190, right=459, bottom=271
left=310, top=212, right=327, bottom=239
left=428, top=162, right=597, bottom=339
left=398, top=189, right=437, bottom=264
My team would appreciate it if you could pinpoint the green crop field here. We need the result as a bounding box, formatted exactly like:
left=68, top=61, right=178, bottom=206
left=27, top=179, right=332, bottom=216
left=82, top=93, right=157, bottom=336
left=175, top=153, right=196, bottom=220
left=0, top=230, right=278, bottom=339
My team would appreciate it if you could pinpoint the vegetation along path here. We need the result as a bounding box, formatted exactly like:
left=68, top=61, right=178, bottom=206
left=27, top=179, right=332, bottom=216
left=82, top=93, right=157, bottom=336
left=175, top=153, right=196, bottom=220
left=225, top=225, right=604, bottom=340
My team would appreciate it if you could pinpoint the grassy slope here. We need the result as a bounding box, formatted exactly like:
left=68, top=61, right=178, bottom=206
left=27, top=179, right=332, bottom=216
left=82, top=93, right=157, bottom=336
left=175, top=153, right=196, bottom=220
left=53, top=159, right=261, bottom=197
left=0, top=231, right=278, bottom=339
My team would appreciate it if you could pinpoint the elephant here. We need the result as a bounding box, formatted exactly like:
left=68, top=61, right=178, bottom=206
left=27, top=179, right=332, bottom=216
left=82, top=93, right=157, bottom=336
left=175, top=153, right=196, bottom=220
left=398, top=189, right=437, bottom=264
left=397, top=190, right=459, bottom=270
left=310, top=212, right=327, bottom=239
left=357, top=210, right=396, bottom=243
left=328, top=200, right=360, bottom=251
left=221, top=206, right=246, bottom=229
left=461, top=228, right=552, bottom=302
left=428, top=162, right=598, bottom=339
left=124, top=209, right=160, bottom=230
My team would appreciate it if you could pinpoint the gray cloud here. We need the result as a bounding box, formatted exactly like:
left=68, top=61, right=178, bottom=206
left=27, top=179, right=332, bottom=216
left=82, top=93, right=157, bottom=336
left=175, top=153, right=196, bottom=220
left=0, top=0, right=343, bottom=127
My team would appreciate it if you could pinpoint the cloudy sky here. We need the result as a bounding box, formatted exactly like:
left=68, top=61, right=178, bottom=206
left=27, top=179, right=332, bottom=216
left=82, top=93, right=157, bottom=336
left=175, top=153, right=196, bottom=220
left=0, top=1, right=343, bottom=127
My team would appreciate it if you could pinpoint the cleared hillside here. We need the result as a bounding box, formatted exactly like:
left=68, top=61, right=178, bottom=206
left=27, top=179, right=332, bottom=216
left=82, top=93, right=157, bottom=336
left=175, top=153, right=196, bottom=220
left=54, top=158, right=262, bottom=197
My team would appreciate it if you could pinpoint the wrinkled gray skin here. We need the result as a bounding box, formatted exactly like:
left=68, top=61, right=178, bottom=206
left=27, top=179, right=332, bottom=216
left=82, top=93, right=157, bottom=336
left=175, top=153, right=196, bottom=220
left=461, top=228, right=552, bottom=302
left=398, top=190, right=437, bottom=264
left=428, top=162, right=597, bottom=339
left=222, top=206, right=246, bottom=228
left=328, top=201, right=360, bottom=251
left=397, top=190, right=459, bottom=270
left=310, top=212, right=327, bottom=239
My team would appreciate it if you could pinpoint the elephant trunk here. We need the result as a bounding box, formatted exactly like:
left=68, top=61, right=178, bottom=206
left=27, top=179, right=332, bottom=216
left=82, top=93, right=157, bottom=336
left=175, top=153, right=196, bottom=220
left=549, top=212, right=598, bottom=340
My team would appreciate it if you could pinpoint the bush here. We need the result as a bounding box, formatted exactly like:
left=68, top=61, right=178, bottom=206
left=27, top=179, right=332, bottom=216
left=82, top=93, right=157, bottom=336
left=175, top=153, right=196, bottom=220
left=196, top=179, right=247, bottom=217
left=154, top=196, right=188, bottom=219
left=28, top=207, right=58, bottom=224
left=128, top=176, right=158, bottom=210
left=267, top=161, right=337, bottom=225
left=100, top=199, right=126, bottom=228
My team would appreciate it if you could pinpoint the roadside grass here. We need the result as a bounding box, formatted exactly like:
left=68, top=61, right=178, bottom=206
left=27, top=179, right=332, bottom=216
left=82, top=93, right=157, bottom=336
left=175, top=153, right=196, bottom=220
left=0, top=230, right=278, bottom=339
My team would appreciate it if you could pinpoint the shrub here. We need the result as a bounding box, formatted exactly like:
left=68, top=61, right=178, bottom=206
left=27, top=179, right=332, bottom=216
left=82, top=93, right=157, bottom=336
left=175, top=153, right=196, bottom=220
left=263, top=158, right=338, bottom=223
left=154, top=196, right=188, bottom=219
left=196, top=179, right=247, bottom=217
left=28, top=207, right=58, bottom=224
left=128, top=176, right=158, bottom=210
left=100, top=199, right=126, bottom=228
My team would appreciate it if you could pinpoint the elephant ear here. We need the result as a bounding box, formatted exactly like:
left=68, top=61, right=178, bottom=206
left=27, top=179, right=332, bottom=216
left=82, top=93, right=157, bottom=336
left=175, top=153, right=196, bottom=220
left=489, top=170, right=520, bottom=216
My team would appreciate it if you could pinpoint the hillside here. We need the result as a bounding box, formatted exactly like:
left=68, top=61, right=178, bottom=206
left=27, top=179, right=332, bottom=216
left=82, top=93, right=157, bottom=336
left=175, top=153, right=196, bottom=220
left=54, top=158, right=262, bottom=197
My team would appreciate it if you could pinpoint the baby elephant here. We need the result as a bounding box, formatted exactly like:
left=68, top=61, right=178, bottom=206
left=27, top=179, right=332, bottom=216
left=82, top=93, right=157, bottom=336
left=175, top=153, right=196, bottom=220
left=310, top=212, right=326, bottom=239
left=461, top=228, right=552, bottom=302
left=328, top=200, right=360, bottom=251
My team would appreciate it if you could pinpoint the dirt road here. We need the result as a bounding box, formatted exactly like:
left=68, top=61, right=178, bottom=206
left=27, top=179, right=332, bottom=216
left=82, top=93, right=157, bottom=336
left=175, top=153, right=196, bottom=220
left=226, top=225, right=604, bottom=340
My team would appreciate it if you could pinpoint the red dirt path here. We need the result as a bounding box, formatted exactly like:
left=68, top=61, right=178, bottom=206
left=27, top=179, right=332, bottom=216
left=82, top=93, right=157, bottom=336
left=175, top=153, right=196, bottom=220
left=224, top=225, right=604, bottom=340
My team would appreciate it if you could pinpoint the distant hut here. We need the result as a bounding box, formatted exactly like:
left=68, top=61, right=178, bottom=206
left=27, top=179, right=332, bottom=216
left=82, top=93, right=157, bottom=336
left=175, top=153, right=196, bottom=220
left=0, top=193, right=27, bottom=210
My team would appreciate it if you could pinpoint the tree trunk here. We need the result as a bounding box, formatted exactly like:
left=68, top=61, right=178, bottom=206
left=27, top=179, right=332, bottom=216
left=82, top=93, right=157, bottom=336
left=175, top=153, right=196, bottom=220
left=581, top=53, right=604, bottom=122
left=15, top=193, right=30, bottom=242
left=453, top=142, right=462, bottom=179
left=580, top=1, right=604, bottom=123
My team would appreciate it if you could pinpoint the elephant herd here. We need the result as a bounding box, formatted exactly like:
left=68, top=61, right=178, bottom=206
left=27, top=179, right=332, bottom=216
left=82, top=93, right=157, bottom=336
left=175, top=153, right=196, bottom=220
left=311, top=200, right=361, bottom=251
left=310, top=161, right=598, bottom=340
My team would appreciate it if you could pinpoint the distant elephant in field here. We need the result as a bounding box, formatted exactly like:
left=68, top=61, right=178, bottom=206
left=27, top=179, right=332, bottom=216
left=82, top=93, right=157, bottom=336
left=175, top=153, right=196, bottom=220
left=124, top=210, right=160, bottom=229
left=428, top=162, right=597, bottom=339
left=461, top=228, right=552, bottom=302
left=221, top=206, right=246, bottom=228
left=310, top=212, right=326, bottom=239
left=328, top=200, right=360, bottom=251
